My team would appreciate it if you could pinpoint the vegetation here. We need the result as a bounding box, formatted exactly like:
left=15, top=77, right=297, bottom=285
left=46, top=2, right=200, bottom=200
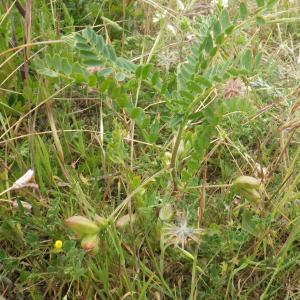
left=0, top=0, right=300, bottom=298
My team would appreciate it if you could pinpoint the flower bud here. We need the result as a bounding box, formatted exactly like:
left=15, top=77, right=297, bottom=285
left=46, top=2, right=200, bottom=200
left=159, top=204, right=173, bottom=221
left=81, top=234, right=99, bottom=255
left=116, top=213, right=137, bottom=229
left=65, top=216, right=100, bottom=236
left=233, top=176, right=261, bottom=190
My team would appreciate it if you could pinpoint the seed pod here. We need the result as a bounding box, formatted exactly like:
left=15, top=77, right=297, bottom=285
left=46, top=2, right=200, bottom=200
left=233, top=176, right=261, bottom=190
left=159, top=204, right=174, bottom=221
left=241, top=188, right=261, bottom=204
left=65, top=216, right=100, bottom=236
left=116, top=213, right=137, bottom=229
left=81, top=234, right=99, bottom=255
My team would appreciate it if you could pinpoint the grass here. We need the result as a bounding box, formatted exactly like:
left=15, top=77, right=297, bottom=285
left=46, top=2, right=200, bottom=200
left=1, top=0, right=300, bottom=299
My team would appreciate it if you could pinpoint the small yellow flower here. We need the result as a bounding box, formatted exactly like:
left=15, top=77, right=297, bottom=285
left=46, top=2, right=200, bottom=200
left=53, top=240, right=63, bottom=253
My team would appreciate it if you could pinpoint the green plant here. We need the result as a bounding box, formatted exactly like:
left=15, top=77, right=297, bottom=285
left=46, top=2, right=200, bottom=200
left=1, top=0, right=300, bottom=298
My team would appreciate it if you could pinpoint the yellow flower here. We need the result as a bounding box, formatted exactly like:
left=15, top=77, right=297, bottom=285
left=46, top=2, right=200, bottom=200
left=53, top=240, right=63, bottom=253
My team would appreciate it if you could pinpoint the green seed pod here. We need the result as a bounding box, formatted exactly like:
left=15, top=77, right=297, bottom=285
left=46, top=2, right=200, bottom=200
left=65, top=216, right=100, bottom=236
left=233, top=176, right=261, bottom=190
left=116, top=213, right=137, bottom=229
left=159, top=204, right=174, bottom=221
left=81, top=234, right=99, bottom=255
left=241, top=188, right=261, bottom=203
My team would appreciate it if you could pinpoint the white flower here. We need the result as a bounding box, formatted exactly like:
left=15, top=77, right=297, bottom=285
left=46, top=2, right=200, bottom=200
left=152, top=10, right=167, bottom=24
left=152, top=16, right=159, bottom=23
left=211, top=0, right=229, bottom=8
left=166, top=24, right=177, bottom=36
left=176, top=0, right=185, bottom=11
left=12, top=169, right=38, bottom=190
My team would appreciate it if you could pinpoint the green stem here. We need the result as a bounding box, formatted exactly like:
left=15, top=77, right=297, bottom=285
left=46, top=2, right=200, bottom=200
left=108, top=168, right=166, bottom=222
left=169, top=89, right=214, bottom=193
left=170, top=124, right=185, bottom=193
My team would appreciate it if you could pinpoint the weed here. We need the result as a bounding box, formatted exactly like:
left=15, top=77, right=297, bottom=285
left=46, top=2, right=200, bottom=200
left=1, top=0, right=300, bottom=299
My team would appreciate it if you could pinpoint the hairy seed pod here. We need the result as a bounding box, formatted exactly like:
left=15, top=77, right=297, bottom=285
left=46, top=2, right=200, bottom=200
left=233, top=176, right=261, bottom=190
left=65, top=216, right=99, bottom=236
left=81, top=234, right=99, bottom=255
left=241, top=188, right=261, bottom=204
